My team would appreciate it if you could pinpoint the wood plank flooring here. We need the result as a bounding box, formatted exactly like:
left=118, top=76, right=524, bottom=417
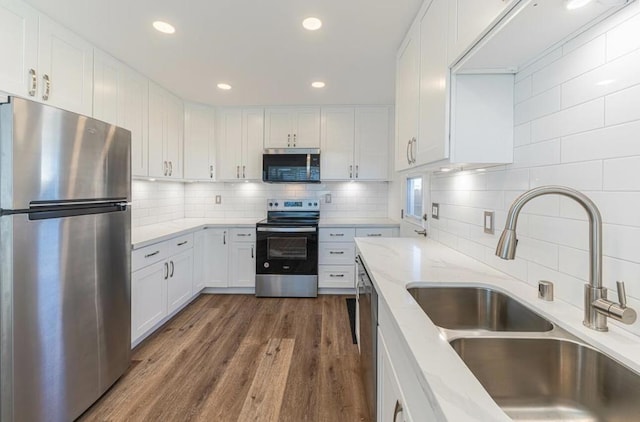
left=79, top=295, right=370, bottom=422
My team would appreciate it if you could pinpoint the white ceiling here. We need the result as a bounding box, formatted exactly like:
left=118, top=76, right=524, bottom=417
left=25, top=0, right=423, bottom=106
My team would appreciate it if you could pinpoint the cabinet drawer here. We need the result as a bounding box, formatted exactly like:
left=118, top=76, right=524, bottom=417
left=319, top=228, right=355, bottom=242
left=355, top=227, right=394, bottom=238
left=319, top=242, right=356, bottom=265
left=230, top=228, right=256, bottom=242
left=132, top=241, right=172, bottom=272
left=169, top=233, right=194, bottom=254
left=319, top=265, right=355, bottom=289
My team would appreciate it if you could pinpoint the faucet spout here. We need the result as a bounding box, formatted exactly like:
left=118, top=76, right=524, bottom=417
left=495, top=186, right=634, bottom=331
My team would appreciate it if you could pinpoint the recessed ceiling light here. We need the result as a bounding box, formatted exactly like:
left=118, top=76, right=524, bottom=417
left=565, top=0, right=592, bottom=10
left=311, top=81, right=326, bottom=88
left=153, top=21, right=175, bottom=34
left=217, top=83, right=232, bottom=90
left=302, top=17, right=322, bottom=31
left=476, top=168, right=487, bottom=172
left=148, top=178, right=156, bottom=182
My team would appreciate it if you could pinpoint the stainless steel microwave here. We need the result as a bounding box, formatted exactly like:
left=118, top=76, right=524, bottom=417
left=262, top=149, right=321, bottom=183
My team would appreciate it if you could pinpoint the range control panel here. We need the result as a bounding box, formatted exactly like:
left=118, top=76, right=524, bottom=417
left=267, top=198, right=320, bottom=211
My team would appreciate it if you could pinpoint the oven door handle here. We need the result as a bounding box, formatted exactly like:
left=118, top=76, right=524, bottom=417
left=257, top=227, right=317, bottom=233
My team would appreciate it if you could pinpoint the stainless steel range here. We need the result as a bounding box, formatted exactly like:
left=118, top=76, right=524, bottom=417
left=255, top=199, right=319, bottom=297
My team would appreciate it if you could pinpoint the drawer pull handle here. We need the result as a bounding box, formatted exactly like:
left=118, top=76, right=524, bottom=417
left=367, top=233, right=382, bottom=237
left=330, top=251, right=345, bottom=255
left=329, top=274, right=345, bottom=278
left=145, top=250, right=160, bottom=258
left=177, top=241, right=188, bottom=246
left=237, top=233, right=251, bottom=237
left=330, top=233, right=344, bottom=237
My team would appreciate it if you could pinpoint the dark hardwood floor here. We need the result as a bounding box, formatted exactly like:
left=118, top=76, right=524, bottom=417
left=79, top=295, right=370, bottom=422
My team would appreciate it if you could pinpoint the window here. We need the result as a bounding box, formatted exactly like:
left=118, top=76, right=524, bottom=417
left=406, top=176, right=423, bottom=220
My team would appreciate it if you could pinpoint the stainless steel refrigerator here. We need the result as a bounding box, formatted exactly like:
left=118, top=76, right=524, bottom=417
left=0, top=97, right=131, bottom=422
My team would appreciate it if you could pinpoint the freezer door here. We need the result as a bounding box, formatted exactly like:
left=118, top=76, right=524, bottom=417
left=0, top=97, right=131, bottom=210
left=0, top=208, right=131, bottom=422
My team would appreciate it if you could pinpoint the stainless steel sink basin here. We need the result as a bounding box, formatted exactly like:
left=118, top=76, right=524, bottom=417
left=450, top=337, right=640, bottom=421
left=408, top=287, right=553, bottom=332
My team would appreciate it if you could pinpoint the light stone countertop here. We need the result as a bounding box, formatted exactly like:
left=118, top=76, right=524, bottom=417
left=132, top=217, right=400, bottom=249
left=355, top=237, right=640, bottom=422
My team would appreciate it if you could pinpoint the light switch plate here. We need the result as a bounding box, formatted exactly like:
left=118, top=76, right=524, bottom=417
left=215, top=195, right=222, bottom=204
left=325, top=193, right=332, bottom=204
left=431, top=203, right=439, bottom=220
left=484, top=211, right=494, bottom=234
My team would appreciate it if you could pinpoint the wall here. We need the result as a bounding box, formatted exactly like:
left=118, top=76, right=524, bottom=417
left=429, top=3, right=640, bottom=336
left=132, top=180, right=390, bottom=227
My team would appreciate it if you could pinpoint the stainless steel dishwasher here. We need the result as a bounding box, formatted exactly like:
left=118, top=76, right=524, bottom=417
left=356, top=255, right=378, bottom=421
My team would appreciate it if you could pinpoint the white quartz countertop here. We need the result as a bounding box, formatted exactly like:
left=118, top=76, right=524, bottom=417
left=355, top=237, right=640, bottom=422
left=132, top=218, right=261, bottom=249
left=318, top=218, right=400, bottom=228
left=132, top=217, right=399, bottom=249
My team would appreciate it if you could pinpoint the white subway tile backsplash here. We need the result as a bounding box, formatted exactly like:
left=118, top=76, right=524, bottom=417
left=430, top=5, right=640, bottom=336
left=530, top=161, right=602, bottom=190
left=561, top=120, right=640, bottom=163
left=605, top=83, right=640, bottom=126
left=530, top=98, right=604, bottom=142
left=603, top=156, right=640, bottom=191
left=531, top=36, right=606, bottom=95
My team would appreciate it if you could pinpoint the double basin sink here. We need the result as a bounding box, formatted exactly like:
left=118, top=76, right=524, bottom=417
left=408, top=286, right=640, bottom=421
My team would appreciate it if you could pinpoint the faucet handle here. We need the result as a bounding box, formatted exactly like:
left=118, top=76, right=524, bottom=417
left=617, top=281, right=628, bottom=308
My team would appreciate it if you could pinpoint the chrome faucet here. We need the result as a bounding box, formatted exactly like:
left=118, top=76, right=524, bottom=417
left=496, top=185, right=636, bottom=331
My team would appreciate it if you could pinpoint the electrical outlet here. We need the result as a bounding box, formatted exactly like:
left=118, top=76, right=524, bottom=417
left=325, top=193, right=332, bottom=204
left=215, top=195, right=222, bottom=204
left=484, top=211, right=494, bottom=234
left=431, top=203, right=439, bottom=220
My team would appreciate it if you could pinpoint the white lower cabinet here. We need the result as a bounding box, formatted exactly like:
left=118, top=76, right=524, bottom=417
left=131, top=260, right=168, bottom=344
left=202, top=228, right=229, bottom=288
left=379, top=329, right=409, bottom=422
left=167, top=249, right=194, bottom=314
left=229, top=232, right=255, bottom=288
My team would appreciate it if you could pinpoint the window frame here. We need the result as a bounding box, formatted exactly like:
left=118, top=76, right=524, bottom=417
left=404, top=174, right=424, bottom=225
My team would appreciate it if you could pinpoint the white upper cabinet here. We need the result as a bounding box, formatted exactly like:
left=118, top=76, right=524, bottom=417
left=448, top=0, right=513, bottom=66
left=395, top=27, right=420, bottom=172
left=417, top=0, right=449, bottom=165
left=0, top=0, right=37, bottom=98
left=148, top=82, right=184, bottom=179
left=38, top=15, right=93, bottom=116
left=217, top=108, right=264, bottom=181
left=0, top=1, right=92, bottom=115
left=93, top=49, right=119, bottom=124
left=118, top=66, right=149, bottom=178
left=321, top=107, right=355, bottom=180
left=265, top=107, right=320, bottom=148
left=184, top=103, right=216, bottom=180
left=322, top=106, right=391, bottom=181
left=354, top=106, right=390, bottom=180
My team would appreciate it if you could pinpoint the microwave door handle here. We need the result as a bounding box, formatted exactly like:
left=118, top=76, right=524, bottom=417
left=306, top=154, right=311, bottom=179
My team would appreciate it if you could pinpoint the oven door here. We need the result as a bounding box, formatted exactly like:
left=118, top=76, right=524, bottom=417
left=256, top=226, right=318, bottom=275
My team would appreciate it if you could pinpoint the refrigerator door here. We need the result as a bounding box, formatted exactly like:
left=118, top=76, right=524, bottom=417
left=0, top=97, right=131, bottom=210
left=0, top=208, right=131, bottom=422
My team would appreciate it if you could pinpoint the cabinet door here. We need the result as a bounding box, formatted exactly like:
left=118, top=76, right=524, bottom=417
left=193, top=230, right=206, bottom=293
left=167, top=250, right=193, bottom=314
left=131, top=261, right=168, bottom=344
left=379, top=329, right=409, bottom=422
left=395, top=29, right=420, bottom=171
left=93, top=49, right=119, bottom=125
left=204, top=228, right=229, bottom=288
left=229, top=242, right=255, bottom=288
left=184, top=103, right=215, bottom=180
left=148, top=82, right=166, bottom=178
left=38, top=15, right=93, bottom=115
left=448, top=0, right=511, bottom=65
left=0, top=0, right=38, bottom=98
left=264, top=108, right=292, bottom=148
left=118, top=66, right=149, bottom=178
left=216, top=108, right=243, bottom=181
left=242, top=108, right=264, bottom=180
left=320, top=107, right=354, bottom=180
left=165, top=93, right=184, bottom=179
left=293, top=107, right=321, bottom=148
left=354, top=107, right=390, bottom=181
left=417, top=0, right=449, bottom=165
